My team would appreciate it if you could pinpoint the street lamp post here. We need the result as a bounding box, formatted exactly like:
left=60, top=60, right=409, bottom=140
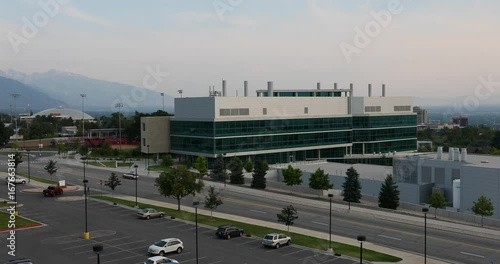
left=11, top=94, right=20, bottom=144
left=357, top=235, right=366, bottom=264
left=327, top=193, right=334, bottom=253
left=115, top=102, right=123, bottom=150
left=83, top=178, right=89, bottom=239
left=134, top=164, right=139, bottom=208
left=93, top=244, right=103, bottom=264
left=422, top=207, right=429, bottom=264
left=26, top=149, right=31, bottom=183
left=147, top=144, right=150, bottom=176
left=160, top=92, right=165, bottom=111
left=80, top=94, right=86, bottom=138
left=193, top=201, right=200, bottom=264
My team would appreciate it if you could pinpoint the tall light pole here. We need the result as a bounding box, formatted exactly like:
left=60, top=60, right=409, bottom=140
left=422, top=207, right=429, bottom=264
left=327, top=193, right=334, bottom=253
left=115, top=102, right=123, bottom=150
left=147, top=144, right=150, bottom=176
left=80, top=94, right=86, bottom=138
left=83, top=157, right=89, bottom=239
left=134, top=164, right=139, bottom=208
left=10, top=94, right=20, bottom=143
left=26, top=149, right=31, bottom=183
left=160, top=92, right=165, bottom=111
left=357, top=235, right=366, bottom=264
left=193, top=201, right=200, bottom=264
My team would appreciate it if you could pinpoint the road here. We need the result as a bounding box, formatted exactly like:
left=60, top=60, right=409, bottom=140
left=10, top=154, right=500, bottom=264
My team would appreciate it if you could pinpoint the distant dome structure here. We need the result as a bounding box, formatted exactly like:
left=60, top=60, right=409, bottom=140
left=34, top=106, right=94, bottom=120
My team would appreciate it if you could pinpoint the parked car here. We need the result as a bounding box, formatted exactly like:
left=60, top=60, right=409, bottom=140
left=215, top=225, right=244, bottom=239
left=4, top=176, right=27, bottom=184
left=144, top=256, right=179, bottom=264
left=262, top=233, right=291, bottom=249
left=5, top=259, right=33, bottom=264
left=43, top=186, right=64, bottom=197
left=122, top=173, right=139, bottom=180
left=148, top=238, right=183, bottom=256
left=137, top=208, right=165, bottom=220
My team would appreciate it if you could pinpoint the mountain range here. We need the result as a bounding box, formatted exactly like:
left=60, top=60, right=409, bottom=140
left=0, top=69, right=174, bottom=114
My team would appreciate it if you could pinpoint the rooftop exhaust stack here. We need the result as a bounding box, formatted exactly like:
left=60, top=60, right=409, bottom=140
left=454, top=148, right=461, bottom=162
left=348, top=83, right=353, bottom=114
left=267, top=81, right=273, bottom=97
left=334, top=83, right=338, bottom=90
left=461, top=148, right=467, bottom=162
left=382, top=84, right=386, bottom=97
left=222, top=80, right=227, bottom=97
left=317, top=82, right=321, bottom=90
left=448, top=147, right=454, bottom=160
left=437, top=146, right=443, bottom=160
left=244, top=81, right=248, bottom=97
left=368, top=84, right=372, bottom=97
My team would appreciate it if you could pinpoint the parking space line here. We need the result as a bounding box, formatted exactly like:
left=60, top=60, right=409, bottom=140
left=182, top=227, right=197, bottom=232
left=178, top=256, right=207, bottom=263
left=88, top=244, right=147, bottom=259
left=320, top=256, right=341, bottom=263
left=114, top=239, right=147, bottom=247
left=205, top=261, right=223, bottom=264
left=96, top=236, right=133, bottom=243
left=237, top=239, right=259, bottom=245
left=282, top=248, right=306, bottom=256
left=102, top=254, right=143, bottom=264
left=62, top=241, right=96, bottom=251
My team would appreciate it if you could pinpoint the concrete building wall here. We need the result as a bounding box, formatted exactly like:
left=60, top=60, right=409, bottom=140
left=461, top=166, right=500, bottom=219
left=140, top=116, right=170, bottom=154
left=351, top=97, right=414, bottom=115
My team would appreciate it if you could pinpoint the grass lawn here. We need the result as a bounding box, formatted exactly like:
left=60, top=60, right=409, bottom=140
left=117, top=162, right=134, bottom=167
left=16, top=173, right=72, bottom=186
left=87, top=161, right=117, bottom=168
left=0, top=211, right=42, bottom=230
left=92, top=196, right=401, bottom=262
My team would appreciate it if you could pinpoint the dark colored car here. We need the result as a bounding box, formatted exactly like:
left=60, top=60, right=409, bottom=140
left=43, top=186, right=64, bottom=197
left=215, top=225, right=244, bottom=239
left=5, top=259, right=33, bottom=264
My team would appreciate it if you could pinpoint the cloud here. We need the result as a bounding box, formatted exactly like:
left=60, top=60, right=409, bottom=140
left=62, top=6, right=111, bottom=26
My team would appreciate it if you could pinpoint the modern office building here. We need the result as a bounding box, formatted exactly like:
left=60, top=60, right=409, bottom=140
left=413, top=106, right=428, bottom=125
left=452, top=116, right=469, bottom=127
left=142, top=81, right=417, bottom=165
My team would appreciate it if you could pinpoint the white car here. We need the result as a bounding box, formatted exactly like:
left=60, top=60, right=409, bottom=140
left=5, top=176, right=27, bottom=184
left=262, top=233, right=291, bottom=249
left=122, top=173, right=139, bottom=180
left=148, top=238, right=183, bottom=256
left=144, top=256, right=179, bottom=264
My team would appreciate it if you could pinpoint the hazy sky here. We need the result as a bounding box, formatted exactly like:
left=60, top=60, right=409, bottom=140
left=1, top=0, right=500, bottom=99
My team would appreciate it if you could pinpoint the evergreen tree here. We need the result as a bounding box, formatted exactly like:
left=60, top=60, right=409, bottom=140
left=282, top=165, right=303, bottom=193
left=251, top=159, right=268, bottom=189
left=210, top=154, right=227, bottom=182
left=13, top=152, right=23, bottom=169
left=277, top=205, right=298, bottom=235
left=471, top=195, right=494, bottom=227
left=427, top=192, right=446, bottom=218
left=244, top=159, right=254, bottom=173
left=378, top=174, right=400, bottom=209
left=228, top=156, right=244, bottom=184
left=193, top=155, right=208, bottom=178
left=161, top=154, right=174, bottom=167
left=342, top=167, right=362, bottom=203
left=0, top=120, right=12, bottom=146
left=204, top=185, right=224, bottom=218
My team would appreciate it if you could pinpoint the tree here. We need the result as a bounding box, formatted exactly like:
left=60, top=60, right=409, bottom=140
left=13, top=152, right=23, bottom=169
left=0, top=120, right=12, bottom=146
left=204, top=186, right=224, bottom=218
left=161, top=154, right=174, bottom=167
left=44, top=160, right=58, bottom=180
left=427, top=192, right=446, bottom=218
left=309, top=168, right=333, bottom=196
left=228, top=156, right=244, bottom=184
left=251, top=159, right=268, bottom=189
left=342, top=167, right=362, bottom=203
left=282, top=165, right=303, bottom=193
left=193, top=156, right=208, bottom=178
left=244, top=159, right=254, bottom=173
left=471, top=195, right=494, bottom=227
left=378, top=174, right=400, bottom=209
left=155, top=165, right=204, bottom=211
left=210, top=154, right=227, bottom=182
left=105, top=172, right=122, bottom=198
left=492, top=131, right=500, bottom=149
left=277, top=205, right=298, bottom=235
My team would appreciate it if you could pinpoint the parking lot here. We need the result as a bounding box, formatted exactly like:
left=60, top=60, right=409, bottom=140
left=1, top=189, right=356, bottom=263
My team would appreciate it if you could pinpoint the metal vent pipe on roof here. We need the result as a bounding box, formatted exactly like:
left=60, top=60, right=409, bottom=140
left=317, top=82, right=321, bottom=90
left=368, top=84, right=372, bottom=97
left=448, top=147, right=454, bottom=161
left=334, top=83, right=338, bottom=90
left=437, top=146, right=443, bottom=160
left=461, top=148, right=467, bottom=162
left=244, top=81, right=248, bottom=97
left=267, top=81, right=273, bottom=97
left=382, top=84, right=386, bottom=97
left=222, top=80, right=227, bottom=97
left=454, top=148, right=460, bottom=162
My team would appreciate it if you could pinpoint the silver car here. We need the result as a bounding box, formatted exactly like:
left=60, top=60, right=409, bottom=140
left=262, top=233, right=291, bottom=249
left=5, top=176, right=27, bottom=184
left=137, top=208, right=165, bottom=220
left=122, top=173, right=139, bottom=180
